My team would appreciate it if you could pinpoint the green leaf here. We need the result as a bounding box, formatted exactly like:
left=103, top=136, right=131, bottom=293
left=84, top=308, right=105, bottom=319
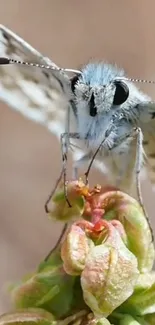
left=119, top=314, right=146, bottom=325
left=11, top=266, right=76, bottom=318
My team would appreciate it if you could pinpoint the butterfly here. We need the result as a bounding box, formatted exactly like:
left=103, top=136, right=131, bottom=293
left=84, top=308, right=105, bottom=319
left=0, top=25, right=155, bottom=215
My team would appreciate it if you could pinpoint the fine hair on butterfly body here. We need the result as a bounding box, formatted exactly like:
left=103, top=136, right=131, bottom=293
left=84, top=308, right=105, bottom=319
left=0, top=25, right=155, bottom=250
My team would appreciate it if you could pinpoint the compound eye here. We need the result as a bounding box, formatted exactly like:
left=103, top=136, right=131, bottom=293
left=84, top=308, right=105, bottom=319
left=70, top=74, right=79, bottom=93
left=113, top=81, right=129, bottom=105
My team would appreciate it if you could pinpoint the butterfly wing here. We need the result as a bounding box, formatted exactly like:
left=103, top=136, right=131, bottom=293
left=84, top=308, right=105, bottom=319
left=0, top=24, right=72, bottom=137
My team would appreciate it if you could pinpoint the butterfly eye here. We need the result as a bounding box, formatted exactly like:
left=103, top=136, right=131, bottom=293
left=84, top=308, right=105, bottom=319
left=113, top=81, right=129, bottom=105
left=70, top=74, right=79, bottom=93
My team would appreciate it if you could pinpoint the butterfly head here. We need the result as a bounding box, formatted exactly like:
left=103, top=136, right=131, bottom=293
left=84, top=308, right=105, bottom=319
left=71, top=63, right=130, bottom=118
left=70, top=62, right=153, bottom=141
left=70, top=63, right=132, bottom=141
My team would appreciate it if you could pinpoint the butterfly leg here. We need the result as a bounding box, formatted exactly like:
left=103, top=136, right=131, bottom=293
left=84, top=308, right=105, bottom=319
left=44, top=152, right=67, bottom=261
left=133, top=128, right=153, bottom=239
left=60, top=132, right=80, bottom=206
left=83, top=126, right=144, bottom=209
left=134, top=127, right=145, bottom=214
left=84, top=125, right=114, bottom=184
left=60, top=132, right=71, bottom=207
left=44, top=223, right=68, bottom=261
left=44, top=132, right=80, bottom=261
left=108, top=127, right=144, bottom=206
left=45, top=132, right=80, bottom=211
left=45, top=167, right=65, bottom=213
left=72, top=152, right=93, bottom=180
left=110, top=127, right=153, bottom=239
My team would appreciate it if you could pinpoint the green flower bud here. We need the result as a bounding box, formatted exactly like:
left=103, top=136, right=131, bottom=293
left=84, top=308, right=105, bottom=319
left=61, top=223, right=94, bottom=275
left=47, top=180, right=87, bottom=222
left=97, top=190, right=155, bottom=273
left=81, top=223, right=139, bottom=318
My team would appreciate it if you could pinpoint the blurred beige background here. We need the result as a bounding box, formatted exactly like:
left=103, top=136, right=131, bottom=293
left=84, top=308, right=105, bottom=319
left=0, top=0, right=155, bottom=313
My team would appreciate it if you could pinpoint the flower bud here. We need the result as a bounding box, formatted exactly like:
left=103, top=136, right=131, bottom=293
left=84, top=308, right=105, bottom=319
left=93, top=190, right=155, bottom=273
left=47, top=180, right=87, bottom=222
left=81, top=223, right=139, bottom=318
left=61, top=223, right=94, bottom=275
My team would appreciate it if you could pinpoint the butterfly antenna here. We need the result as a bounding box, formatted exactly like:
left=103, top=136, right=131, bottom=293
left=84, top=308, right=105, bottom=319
left=129, top=77, right=155, bottom=85
left=0, top=57, right=81, bottom=75
left=118, top=76, right=155, bottom=85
